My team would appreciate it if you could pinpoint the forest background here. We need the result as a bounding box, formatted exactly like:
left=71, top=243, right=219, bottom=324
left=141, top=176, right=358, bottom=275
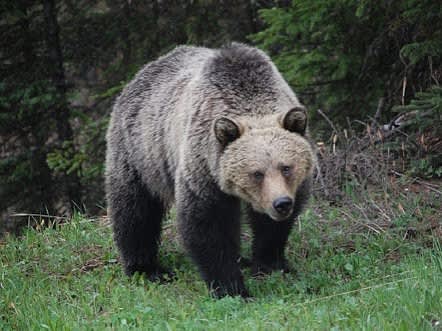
left=1, top=0, right=441, bottom=234
left=1, top=1, right=442, bottom=328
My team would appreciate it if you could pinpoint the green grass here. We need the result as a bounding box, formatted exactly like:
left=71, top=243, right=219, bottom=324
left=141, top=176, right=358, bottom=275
left=1, top=210, right=441, bottom=330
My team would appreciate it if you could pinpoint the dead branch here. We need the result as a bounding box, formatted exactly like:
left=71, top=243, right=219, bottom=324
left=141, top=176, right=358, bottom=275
left=371, top=97, right=385, bottom=129
left=317, top=109, right=339, bottom=135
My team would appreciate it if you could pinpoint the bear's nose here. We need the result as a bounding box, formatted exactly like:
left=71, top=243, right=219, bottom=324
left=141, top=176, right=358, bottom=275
left=273, top=196, right=293, bottom=215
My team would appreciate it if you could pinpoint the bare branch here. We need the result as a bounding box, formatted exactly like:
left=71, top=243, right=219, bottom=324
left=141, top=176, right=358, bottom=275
left=317, top=109, right=339, bottom=135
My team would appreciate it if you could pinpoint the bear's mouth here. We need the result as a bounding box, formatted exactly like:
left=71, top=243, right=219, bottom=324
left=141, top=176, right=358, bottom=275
left=265, top=206, right=293, bottom=221
left=249, top=200, right=294, bottom=221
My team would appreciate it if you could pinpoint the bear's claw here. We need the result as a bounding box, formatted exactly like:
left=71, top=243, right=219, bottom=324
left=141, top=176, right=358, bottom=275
left=125, top=265, right=176, bottom=283
left=210, top=283, right=251, bottom=300
left=237, top=256, right=252, bottom=268
left=251, top=259, right=291, bottom=277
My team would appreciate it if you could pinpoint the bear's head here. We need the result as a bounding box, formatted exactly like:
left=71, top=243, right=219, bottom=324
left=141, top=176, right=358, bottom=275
left=214, top=107, right=315, bottom=221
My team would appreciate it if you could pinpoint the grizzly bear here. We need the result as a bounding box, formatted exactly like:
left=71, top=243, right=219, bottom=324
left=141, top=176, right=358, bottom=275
left=105, top=43, right=316, bottom=298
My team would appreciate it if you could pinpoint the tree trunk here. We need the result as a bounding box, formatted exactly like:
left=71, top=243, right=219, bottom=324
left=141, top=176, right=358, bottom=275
left=247, top=0, right=258, bottom=34
left=43, top=0, right=82, bottom=214
left=19, top=1, right=56, bottom=213
left=151, top=0, right=161, bottom=54
left=121, top=0, right=132, bottom=69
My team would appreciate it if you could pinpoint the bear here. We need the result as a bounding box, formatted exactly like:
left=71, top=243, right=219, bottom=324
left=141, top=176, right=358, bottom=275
left=105, top=43, right=316, bottom=298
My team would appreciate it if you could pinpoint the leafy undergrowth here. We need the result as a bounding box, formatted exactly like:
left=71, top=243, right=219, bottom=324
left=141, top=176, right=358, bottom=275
left=1, top=209, right=441, bottom=330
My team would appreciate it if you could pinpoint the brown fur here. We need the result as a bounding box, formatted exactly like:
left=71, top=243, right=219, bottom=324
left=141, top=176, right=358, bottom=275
left=219, top=114, right=315, bottom=220
left=106, top=43, right=316, bottom=298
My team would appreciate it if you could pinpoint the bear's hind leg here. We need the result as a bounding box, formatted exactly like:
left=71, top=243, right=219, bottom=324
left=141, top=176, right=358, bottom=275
left=108, top=167, right=168, bottom=280
left=247, top=206, right=295, bottom=276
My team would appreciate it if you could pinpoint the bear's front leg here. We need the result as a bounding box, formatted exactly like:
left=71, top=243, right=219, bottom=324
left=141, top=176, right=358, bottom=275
left=176, top=181, right=249, bottom=298
left=247, top=206, right=295, bottom=276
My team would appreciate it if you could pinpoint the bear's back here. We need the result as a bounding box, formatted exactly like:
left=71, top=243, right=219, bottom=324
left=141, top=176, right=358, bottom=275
left=114, top=46, right=213, bottom=117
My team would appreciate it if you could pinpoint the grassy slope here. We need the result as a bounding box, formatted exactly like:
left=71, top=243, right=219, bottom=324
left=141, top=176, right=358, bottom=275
left=1, top=210, right=441, bottom=331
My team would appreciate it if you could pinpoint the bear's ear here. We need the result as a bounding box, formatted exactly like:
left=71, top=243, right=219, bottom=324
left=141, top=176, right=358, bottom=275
left=214, top=117, right=243, bottom=146
left=280, top=106, right=307, bottom=135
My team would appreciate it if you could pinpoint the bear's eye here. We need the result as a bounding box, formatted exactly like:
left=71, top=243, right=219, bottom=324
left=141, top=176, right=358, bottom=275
left=252, top=171, right=264, bottom=181
left=281, top=165, right=291, bottom=177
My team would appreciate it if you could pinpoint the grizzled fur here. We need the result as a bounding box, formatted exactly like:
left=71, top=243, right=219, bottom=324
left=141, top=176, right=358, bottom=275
left=106, top=43, right=315, bottom=298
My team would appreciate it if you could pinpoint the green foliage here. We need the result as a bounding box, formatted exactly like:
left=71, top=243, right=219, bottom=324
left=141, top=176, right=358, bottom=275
left=393, top=86, right=442, bottom=115
left=392, top=86, right=442, bottom=178
left=0, top=78, right=58, bottom=211
left=401, top=39, right=442, bottom=65
left=0, top=81, right=55, bottom=135
left=0, top=154, right=33, bottom=184
left=47, top=113, right=107, bottom=183
left=252, top=0, right=442, bottom=124
left=409, top=158, right=442, bottom=179
left=93, top=83, right=125, bottom=100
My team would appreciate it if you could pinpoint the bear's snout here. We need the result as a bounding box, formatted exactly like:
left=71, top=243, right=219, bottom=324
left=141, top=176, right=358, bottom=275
left=272, top=196, right=293, bottom=216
